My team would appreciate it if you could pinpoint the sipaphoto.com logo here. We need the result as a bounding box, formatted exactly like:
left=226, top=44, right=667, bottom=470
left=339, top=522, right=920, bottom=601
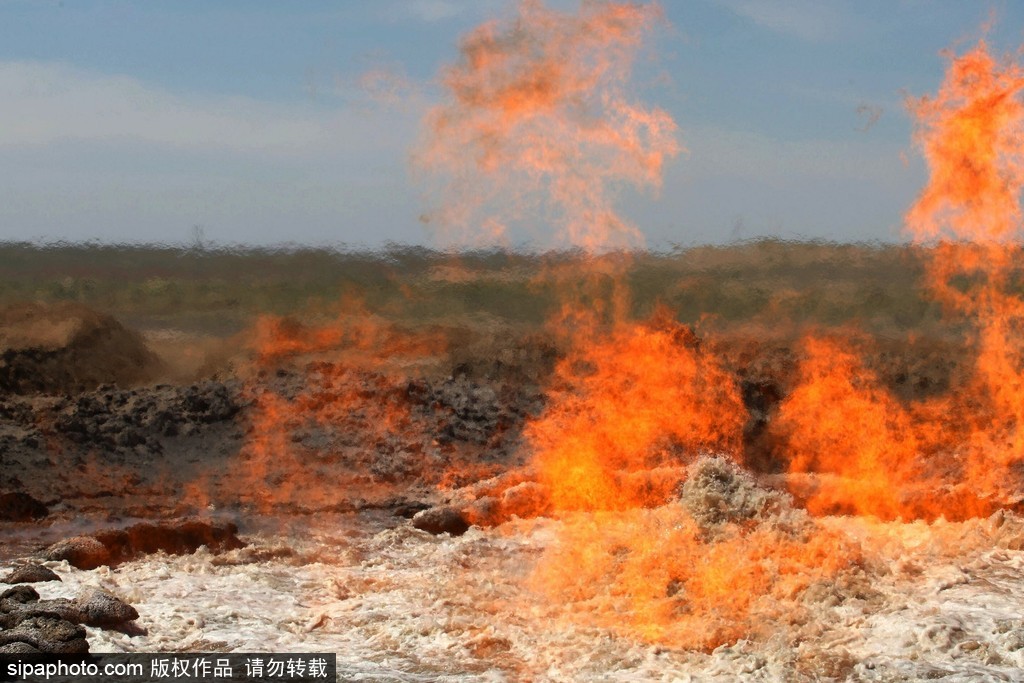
left=3, top=655, right=142, bottom=682
left=1, top=652, right=338, bottom=682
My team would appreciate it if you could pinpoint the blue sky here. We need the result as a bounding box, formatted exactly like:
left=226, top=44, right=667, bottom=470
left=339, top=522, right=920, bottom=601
left=0, top=0, right=1021, bottom=249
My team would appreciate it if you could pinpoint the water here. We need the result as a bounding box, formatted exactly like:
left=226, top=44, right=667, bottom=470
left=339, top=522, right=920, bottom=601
left=6, top=509, right=1024, bottom=681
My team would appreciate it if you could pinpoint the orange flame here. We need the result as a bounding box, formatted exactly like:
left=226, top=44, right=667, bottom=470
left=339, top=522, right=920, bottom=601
left=906, top=40, right=1024, bottom=504
left=195, top=307, right=452, bottom=513
left=531, top=504, right=868, bottom=650
left=415, top=0, right=680, bottom=250
left=773, top=39, right=1024, bottom=520
left=528, top=311, right=745, bottom=512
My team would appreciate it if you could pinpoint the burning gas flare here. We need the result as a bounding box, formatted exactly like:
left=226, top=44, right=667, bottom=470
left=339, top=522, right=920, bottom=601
left=776, top=39, right=1024, bottom=519
left=415, top=0, right=679, bottom=250
left=415, top=0, right=870, bottom=651
left=528, top=310, right=745, bottom=512
left=190, top=307, right=451, bottom=513
left=908, top=39, right=1024, bottom=506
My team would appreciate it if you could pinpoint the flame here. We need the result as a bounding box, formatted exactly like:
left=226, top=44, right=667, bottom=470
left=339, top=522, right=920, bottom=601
left=201, top=0, right=1024, bottom=656
left=906, top=40, right=1024, bottom=502
left=528, top=310, right=745, bottom=512
left=415, top=0, right=680, bottom=251
left=773, top=39, right=1024, bottom=520
left=531, top=503, right=868, bottom=650
left=414, top=0, right=885, bottom=651
left=197, top=308, right=452, bottom=513
left=906, top=40, right=1024, bottom=248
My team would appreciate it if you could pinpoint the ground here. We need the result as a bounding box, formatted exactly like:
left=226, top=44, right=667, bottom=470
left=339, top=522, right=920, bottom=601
left=2, top=241, right=1024, bottom=681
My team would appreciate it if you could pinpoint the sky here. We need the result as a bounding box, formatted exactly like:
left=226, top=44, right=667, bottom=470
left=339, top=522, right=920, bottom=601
left=0, top=0, right=1021, bottom=250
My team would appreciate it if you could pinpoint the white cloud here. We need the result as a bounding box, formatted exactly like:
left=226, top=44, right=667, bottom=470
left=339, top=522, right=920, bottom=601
left=0, top=61, right=416, bottom=158
left=714, top=0, right=848, bottom=43
left=0, top=61, right=427, bottom=245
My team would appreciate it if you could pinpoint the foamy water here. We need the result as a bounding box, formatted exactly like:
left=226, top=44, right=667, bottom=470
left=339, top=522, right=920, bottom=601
left=9, top=510, right=1024, bottom=681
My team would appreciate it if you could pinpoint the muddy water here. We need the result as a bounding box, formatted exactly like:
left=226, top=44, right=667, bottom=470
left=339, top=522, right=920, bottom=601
left=5, top=510, right=1024, bottom=681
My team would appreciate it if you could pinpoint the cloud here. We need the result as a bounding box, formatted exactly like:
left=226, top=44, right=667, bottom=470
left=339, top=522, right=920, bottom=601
left=0, top=61, right=416, bottom=158
left=714, top=0, right=847, bottom=43
left=0, top=61, right=427, bottom=245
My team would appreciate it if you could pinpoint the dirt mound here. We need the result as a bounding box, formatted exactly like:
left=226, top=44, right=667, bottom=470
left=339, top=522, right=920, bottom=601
left=0, top=302, right=162, bottom=394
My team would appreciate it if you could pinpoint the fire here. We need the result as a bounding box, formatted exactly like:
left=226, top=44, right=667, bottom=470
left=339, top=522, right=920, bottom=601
left=772, top=39, right=1024, bottom=520
left=906, top=40, right=1024, bottom=501
left=906, top=40, right=1024, bottom=248
left=529, top=458, right=871, bottom=650
left=774, top=336, right=926, bottom=519
left=415, top=0, right=679, bottom=250
left=199, top=308, right=451, bottom=513
left=413, top=0, right=880, bottom=652
left=528, top=309, right=745, bottom=512
left=196, top=0, right=1024, bottom=656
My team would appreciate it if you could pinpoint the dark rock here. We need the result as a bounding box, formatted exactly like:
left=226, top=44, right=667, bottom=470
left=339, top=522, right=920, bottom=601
left=412, top=506, right=470, bottom=536
left=0, top=615, right=89, bottom=653
left=741, top=378, right=783, bottom=417
left=0, top=597, right=78, bottom=629
left=2, top=565, right=61, bottom=584
left=0, top=641, right=41, bottom=653
left=1, top=582, right=137, bottom=643
left=0, top=585, right=40, bottom=605
left=0, top=492, right=48, bottom=521
left=72, top=589, right=138, bottom=627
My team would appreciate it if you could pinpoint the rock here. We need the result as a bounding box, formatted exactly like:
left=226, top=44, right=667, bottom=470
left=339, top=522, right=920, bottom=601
left=0, top=492, right=48, bottom=521
left=412, top=506, right=470, bottom=536
left=501, top=481, right=551, bottom=520
left=0, top=641, right=41, bottom=653
left=0, top=583, right=138, bottom=656
left=0, top=585, right=40, bottom=605
left=43, top=536, right=111, bottom=570
left=1, top=565, right=61, bottom=584
left=463, top=497, right=500, bottom=526
left=72, top=589, right=138, bottom=627
left=0, top=597, right=77, bottom=630
left=43, top=520, right=244, bottom=569
left=0, top=615, right=89, bottom=653
left=0, top=587, right=90, bottom=653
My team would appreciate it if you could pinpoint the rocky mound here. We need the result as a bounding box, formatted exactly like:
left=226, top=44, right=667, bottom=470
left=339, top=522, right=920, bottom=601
left=0, top=302, right=162, bottom=395
left=0, top=585, right=141, bottom=653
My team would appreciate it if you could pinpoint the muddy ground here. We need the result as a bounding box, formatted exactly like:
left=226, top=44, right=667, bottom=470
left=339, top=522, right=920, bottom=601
left=5, top=301, right=1022, bottom=679
left=0, top=302, right=968, bottom=543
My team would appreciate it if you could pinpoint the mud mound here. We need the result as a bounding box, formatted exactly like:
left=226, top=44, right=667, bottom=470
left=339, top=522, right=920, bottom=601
left=0, top=302, right=162, bottom=394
